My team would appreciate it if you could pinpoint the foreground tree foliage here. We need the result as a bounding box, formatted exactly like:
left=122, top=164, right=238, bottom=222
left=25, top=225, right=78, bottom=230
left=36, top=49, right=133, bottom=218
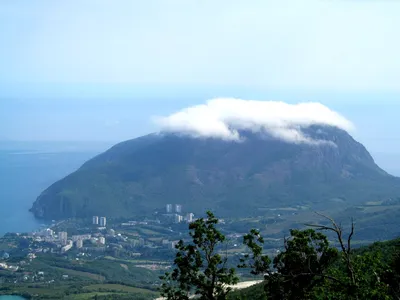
left=160, top=211, right=239, bottom=300
left=240, top=228, right=339, bottom=299
left=162, top=211, right=400, bottom=300
left=241, top=213, right=394, bottom=300
left=382, top=242, right=400, bottom=299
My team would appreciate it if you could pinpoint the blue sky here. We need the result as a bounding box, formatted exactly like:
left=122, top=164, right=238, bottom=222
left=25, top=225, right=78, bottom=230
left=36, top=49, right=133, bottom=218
left=1, top=0, right=400, bottom=90
left=1, top=1, right=400, bottom=161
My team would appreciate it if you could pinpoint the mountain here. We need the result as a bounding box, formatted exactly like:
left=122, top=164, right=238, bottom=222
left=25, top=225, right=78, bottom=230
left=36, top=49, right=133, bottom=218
left=30, top=125, right=400, bottom=220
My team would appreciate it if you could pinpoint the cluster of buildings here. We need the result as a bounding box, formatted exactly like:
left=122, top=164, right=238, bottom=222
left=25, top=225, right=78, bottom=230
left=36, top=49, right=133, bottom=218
left=0, top=208, right=211, bottom=284
left=165, top=204, right=195, bottom=224
left=173, top=213, right=195, bottom=223
left=0, top=252, right=28, bottom=272
left=1, top=207, right=207, bottom=273
left=166, top=204, right=182, bottom=214
left=59, top=232, right=107, bottom=253
left=61, top=240, right=73, bottom=253
left=0, top=262, right=19, bottom=272
left=30, top=228, right=107, bottom=253
left=92, top=216, right=107, bottom=227
left=0, top=250, right=73, bottom=283
left=121, top=220, right=150, bottom=226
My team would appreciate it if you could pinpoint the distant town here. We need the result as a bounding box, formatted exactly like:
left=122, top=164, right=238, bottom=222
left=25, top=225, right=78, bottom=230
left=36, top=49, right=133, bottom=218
left=0, top=204, right=204, bottom=276
left=0, top=202, right=288, bottom=300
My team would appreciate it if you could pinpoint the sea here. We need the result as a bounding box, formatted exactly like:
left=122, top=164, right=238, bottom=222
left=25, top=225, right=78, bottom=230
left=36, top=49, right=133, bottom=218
left=0, top=141, right=111, bottom=236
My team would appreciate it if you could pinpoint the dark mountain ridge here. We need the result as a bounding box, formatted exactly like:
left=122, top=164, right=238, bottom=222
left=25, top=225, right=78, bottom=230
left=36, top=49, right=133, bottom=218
left=30, top=125, right=400, bottom=220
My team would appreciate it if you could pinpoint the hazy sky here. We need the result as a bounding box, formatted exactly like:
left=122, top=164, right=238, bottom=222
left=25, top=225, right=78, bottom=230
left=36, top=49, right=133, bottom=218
left=1, top=1, right=400, bottom=159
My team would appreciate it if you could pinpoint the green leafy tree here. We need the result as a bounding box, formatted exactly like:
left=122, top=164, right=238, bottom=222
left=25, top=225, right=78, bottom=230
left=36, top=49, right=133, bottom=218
left=315, top=251, right=390, bottom=300
left=387, top=245, right=400, bottom=298
left=243, top=213, right=391, bottom=300
left=308, top=214, right=389, bottom=300
left=273, top=229, right=339, bottom=300
left=239, top=228, right=271, bottom=275
left=160, top=211, right=239, bottom=300
left=241, top=228, right=338, bottom=300
left=377, top=241, right=400, bottom=299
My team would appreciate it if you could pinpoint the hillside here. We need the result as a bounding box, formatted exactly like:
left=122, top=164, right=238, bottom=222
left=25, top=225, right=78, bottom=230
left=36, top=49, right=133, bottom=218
left=30, top=125, right=400, bottom=220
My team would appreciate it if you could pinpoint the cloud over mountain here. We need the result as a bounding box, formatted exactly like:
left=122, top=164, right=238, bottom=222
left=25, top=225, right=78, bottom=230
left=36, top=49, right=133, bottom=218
left=154, top=98, right=354, bottom=144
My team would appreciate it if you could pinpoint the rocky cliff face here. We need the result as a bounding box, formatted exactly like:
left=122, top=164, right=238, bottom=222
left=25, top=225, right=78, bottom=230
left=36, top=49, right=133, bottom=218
left=30, top=126, right=399, bottom=220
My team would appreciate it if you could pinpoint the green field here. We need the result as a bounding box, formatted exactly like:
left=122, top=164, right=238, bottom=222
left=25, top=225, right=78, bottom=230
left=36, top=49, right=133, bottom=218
left=53, top=266, right=106, bottom=281
left=0, top=253, right=161, bottom=299
left=1, top=283, right=159, bottom=300
left=84, top=284, right=158, bottom=294
left=66, top=292, right=122, bottom=300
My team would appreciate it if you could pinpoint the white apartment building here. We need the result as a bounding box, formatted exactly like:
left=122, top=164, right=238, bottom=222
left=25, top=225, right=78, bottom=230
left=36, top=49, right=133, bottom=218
left=100, top=217, right=107, bottom=227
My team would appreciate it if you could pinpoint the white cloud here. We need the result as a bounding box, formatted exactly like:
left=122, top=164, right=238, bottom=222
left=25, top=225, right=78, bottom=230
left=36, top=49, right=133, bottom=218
left=154, top=98, right=354, bottom=144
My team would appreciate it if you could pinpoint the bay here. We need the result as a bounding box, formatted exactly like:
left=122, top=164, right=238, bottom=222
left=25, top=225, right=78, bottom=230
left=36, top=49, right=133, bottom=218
left=0, top=141, right=110, bottom=236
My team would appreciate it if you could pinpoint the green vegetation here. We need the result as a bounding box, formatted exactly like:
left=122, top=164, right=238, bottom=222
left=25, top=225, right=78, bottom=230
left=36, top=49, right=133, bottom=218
left=0, top=254, right=160, bottom=299
left=32, top=255, right=160, bottom=288
left=237, top=219, right=400, bottom=299
left=83, top=284, right=157, bottom=293
left=229, top=283, right=267, bottom=300
left=161, top=211, right=400, bottom=299
left=160, top=211, right=239, bottom=300
left=1, top=209, right=400, bottom=299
